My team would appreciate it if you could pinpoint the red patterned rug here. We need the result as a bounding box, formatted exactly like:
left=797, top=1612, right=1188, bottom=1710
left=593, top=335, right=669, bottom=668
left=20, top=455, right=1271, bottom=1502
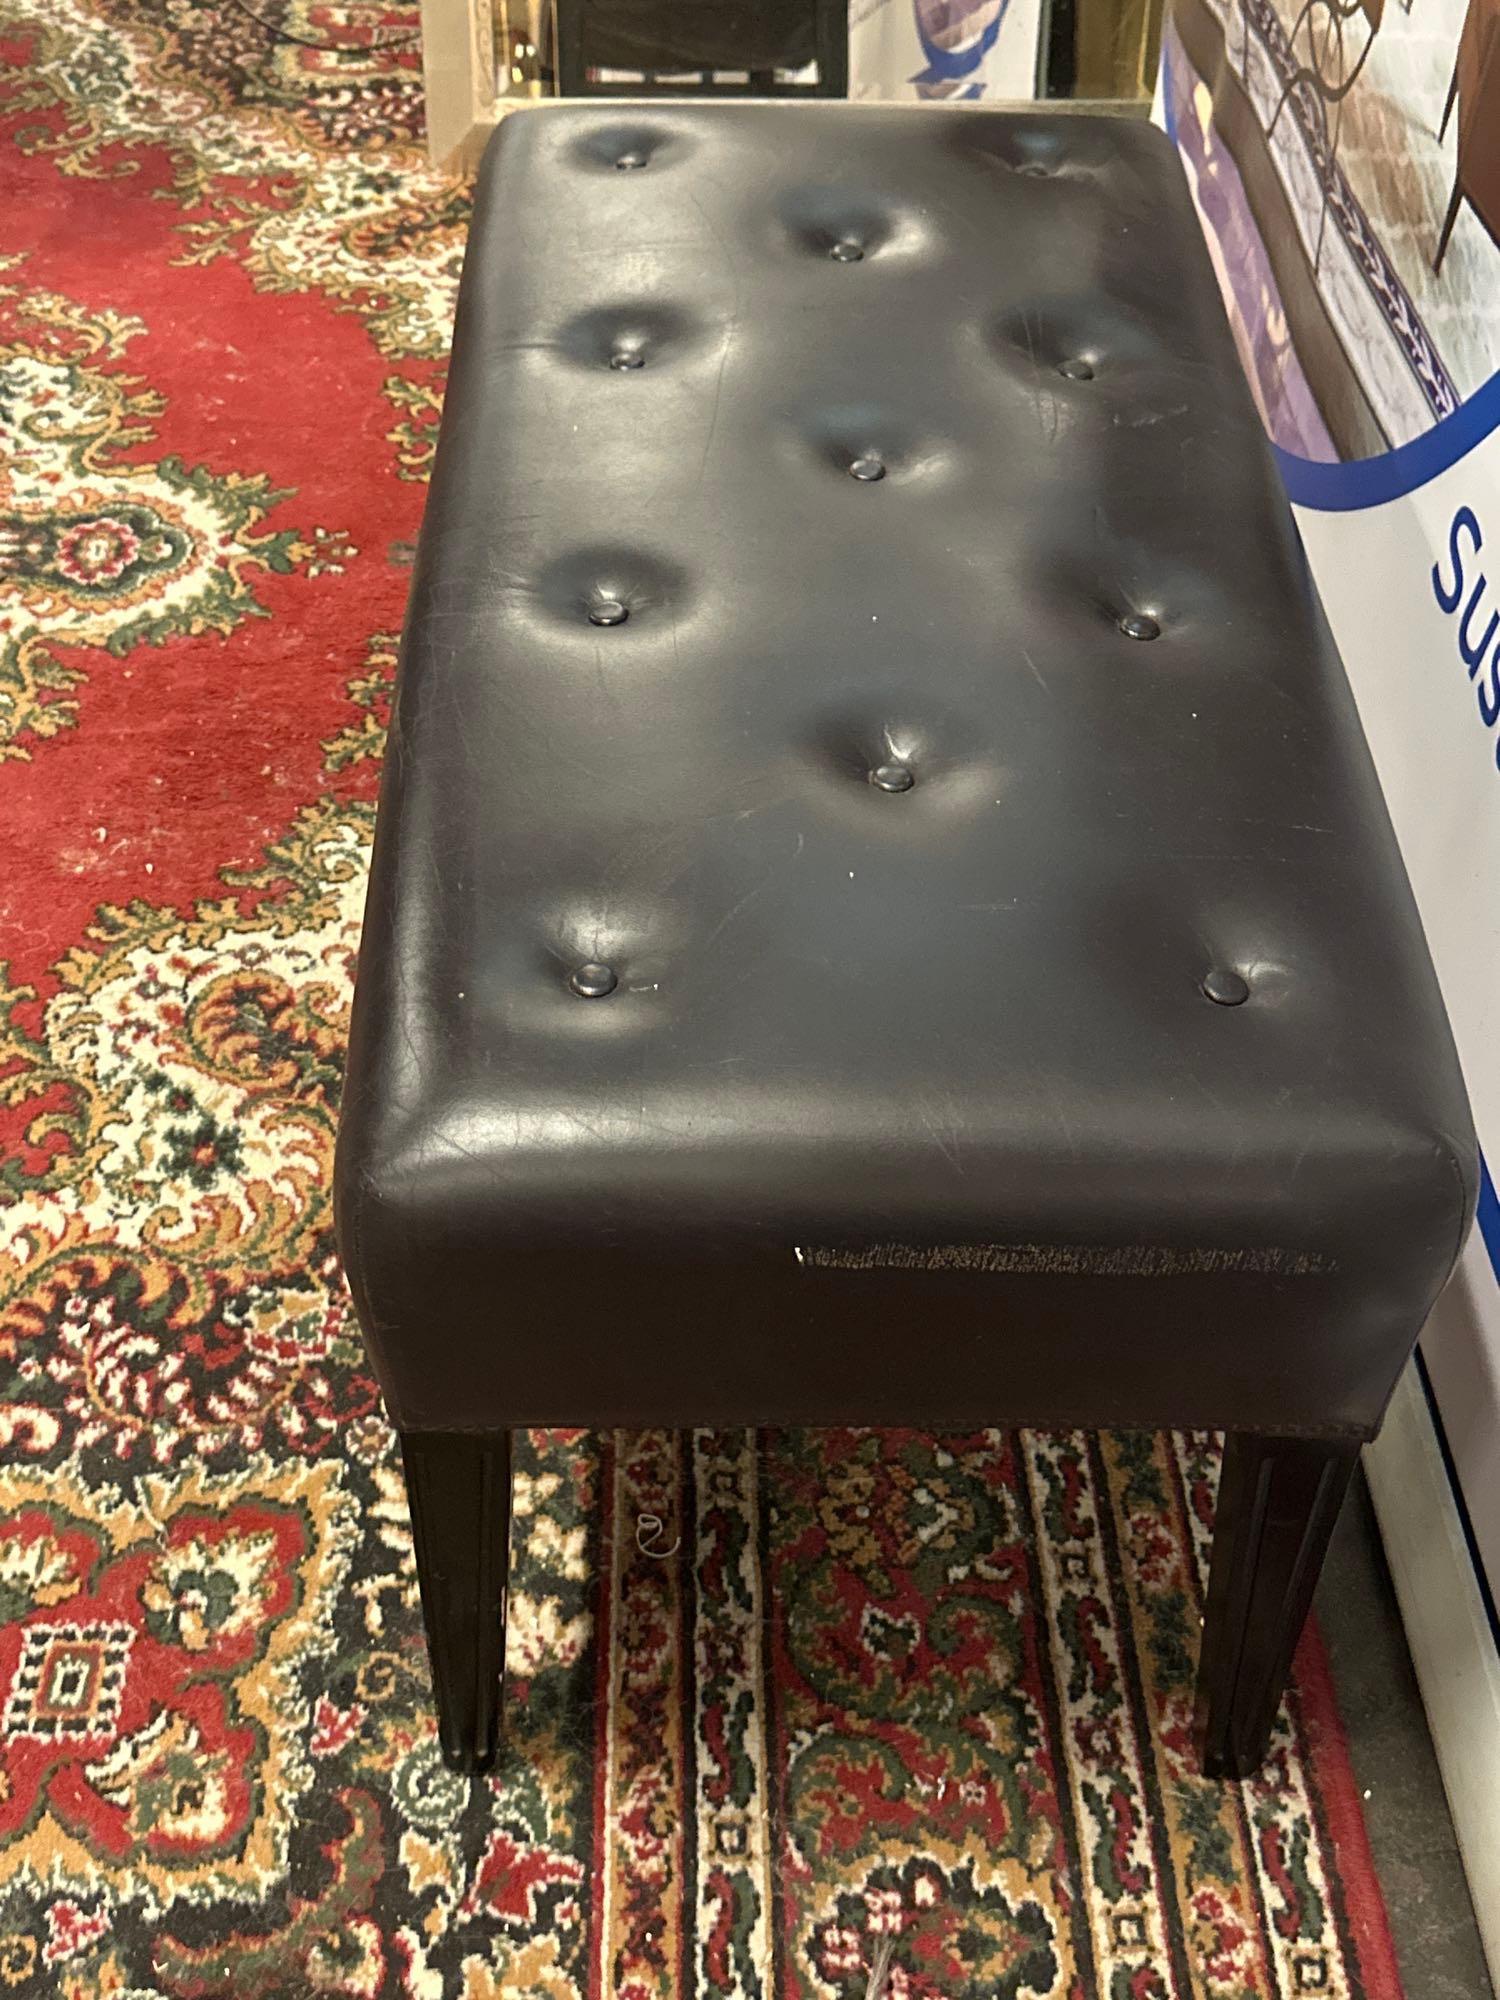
left=0, top=7, right=1407, bottom=1996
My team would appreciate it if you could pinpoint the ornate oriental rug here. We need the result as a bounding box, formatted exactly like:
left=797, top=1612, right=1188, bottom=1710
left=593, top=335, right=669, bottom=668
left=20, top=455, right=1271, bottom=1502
left=0, top=5, right=1406, bottom=1995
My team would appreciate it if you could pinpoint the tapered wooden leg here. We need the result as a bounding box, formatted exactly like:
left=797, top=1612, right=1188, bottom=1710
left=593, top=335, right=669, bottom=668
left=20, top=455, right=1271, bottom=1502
left=1195, top=1432, right=1360, bottom=1779
left=1434, top=181, right=1464, bottom=273
left=1438, top=61, right=1459, bottom=142
left=400, top=1430, right=511, bottom=1774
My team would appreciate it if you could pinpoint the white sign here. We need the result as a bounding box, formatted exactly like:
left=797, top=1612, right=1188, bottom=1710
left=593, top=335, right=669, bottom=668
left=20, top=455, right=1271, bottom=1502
left=1286, top=421, right=1500, bottom=1594
left=848, top=0, right=1042, bottom=103
left=1159, top=0, right=1500, bottom=1594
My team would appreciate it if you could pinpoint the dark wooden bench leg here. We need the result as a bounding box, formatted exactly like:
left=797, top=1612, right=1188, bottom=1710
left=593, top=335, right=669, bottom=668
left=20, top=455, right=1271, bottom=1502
left=1195, top=1431, right=1360, bottom=1779
left=400, top=1429, right=511, bottom=1773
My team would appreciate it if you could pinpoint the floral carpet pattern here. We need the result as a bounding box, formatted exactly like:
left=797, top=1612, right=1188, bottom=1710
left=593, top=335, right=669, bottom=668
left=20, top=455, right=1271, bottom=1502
left=0, top=5, right=1405, bottom=1996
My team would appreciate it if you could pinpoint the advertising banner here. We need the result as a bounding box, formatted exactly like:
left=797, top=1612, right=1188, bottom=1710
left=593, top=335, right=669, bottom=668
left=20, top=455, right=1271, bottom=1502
left=1160, top=0, right=1500, bottom=1589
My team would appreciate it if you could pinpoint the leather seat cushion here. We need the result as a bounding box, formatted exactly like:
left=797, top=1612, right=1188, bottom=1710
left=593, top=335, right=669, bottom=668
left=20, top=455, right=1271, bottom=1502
left=336, top=105, right=1475, bottom=1437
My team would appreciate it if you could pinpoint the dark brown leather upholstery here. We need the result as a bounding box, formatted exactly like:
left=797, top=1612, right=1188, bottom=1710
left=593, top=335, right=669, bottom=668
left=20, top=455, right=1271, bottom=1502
left=336, top=104, right=1476, bottom=1448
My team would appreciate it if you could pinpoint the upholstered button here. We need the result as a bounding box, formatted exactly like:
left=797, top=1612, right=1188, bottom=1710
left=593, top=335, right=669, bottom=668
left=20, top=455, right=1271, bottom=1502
left=559, top=307, right=700, bottom=373
left=571, top=124, right=678, bottom=174
left=1058, top=358, right=1094, bottom=381
left=589, top=598, right=628, bottom=627
left=870, top=762, right=914, bottom=793
left=569, top=961, right=618, bottom=998
left=1119, top=612, right=1160, bottom=641
left=850, top=455, right=886, bottom=482
left=1201, top=968, right=1250, bottom=1006
left=778, top=189, right=912, bottom=263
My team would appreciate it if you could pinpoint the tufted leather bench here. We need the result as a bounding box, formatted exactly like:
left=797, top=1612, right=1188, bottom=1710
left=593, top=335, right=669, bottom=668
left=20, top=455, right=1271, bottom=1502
left=335, top=104, right=1476, bottom=1777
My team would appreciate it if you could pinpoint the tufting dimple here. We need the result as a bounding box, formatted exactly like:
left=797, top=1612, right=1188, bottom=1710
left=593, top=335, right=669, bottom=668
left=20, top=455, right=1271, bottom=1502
left=790, top=402, right=956, bottom=489
left=566, top=120, right=682, bottom=173
left=948, top=113, right=1137, bottom=183
left=554, top=304, right=704, bottom=373
left=530, top=546, right=692, bottom=632
left=1026, top=526, right=1235, bottom=656
left=774, top=185, right=932, bottom=265
left=795, top=698, right=1005, bottom=825
left=986, top=297, right=1178, bottom=380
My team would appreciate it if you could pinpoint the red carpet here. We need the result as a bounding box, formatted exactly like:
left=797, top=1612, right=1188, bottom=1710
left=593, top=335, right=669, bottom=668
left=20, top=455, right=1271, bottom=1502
left=0, top=5, right=1407, bottom=1995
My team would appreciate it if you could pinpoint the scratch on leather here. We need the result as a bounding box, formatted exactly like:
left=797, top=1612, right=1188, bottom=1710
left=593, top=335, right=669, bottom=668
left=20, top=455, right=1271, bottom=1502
left=794, top=1244, right=1338, bottom=1276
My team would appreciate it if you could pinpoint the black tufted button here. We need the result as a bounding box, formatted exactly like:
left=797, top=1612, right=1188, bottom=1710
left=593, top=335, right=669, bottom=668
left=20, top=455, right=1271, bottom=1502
left=1119, top=611, right=1160, bottom=641
left=1058, top=358, right=1095, bottom=381
left=870, top=762, right=914, bottom=793
left=830, top=239, right=864, bottom=263
left=1201, top=968, right=1250, bottom=1007
left=615, top=151, right=648, bottom=171
left=569, top=961, right=618, bottom=998
left=610, top=348, right=644, bottom=371
left=589, top=598, right=629, bottom=627
left=850, top=455, right=886, bottom=483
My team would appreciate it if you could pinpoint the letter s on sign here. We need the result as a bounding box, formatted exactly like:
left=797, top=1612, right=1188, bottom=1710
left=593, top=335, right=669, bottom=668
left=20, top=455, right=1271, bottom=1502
left=1434, top=504, right=1483, bottom=614
left=1479, top=647, right=1500, bottom=729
